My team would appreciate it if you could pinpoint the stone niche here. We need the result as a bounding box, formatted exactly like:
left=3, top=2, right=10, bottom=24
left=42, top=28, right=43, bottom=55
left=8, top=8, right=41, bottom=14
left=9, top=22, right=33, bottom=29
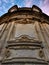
left=14, top=24, right=38, bottom=40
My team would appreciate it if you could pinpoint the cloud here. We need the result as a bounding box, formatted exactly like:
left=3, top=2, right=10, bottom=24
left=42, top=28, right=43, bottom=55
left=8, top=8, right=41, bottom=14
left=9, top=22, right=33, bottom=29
left=2, top=6, right=7, bottom=12
left=10, top=0, right=15, bottom=6
left=18, top=5, right=22, bottom=7
left=0, top=0, right=2, bottom=4
left=43, top=0, right=49, bottom=5
left=24, top=0, right=33, bottom=7
left=41, top=0, right=49, bottom=15
left=11, top=2, right=15, bottom=5
left=10, top=0, right=14, bottom=2
left=3, top=0, right=8, bottom=3
left=0, top=0, right=2, bottom=6
left=0, top=7, right=2, bottom=10
left=0, top=0, right=49, bottom=16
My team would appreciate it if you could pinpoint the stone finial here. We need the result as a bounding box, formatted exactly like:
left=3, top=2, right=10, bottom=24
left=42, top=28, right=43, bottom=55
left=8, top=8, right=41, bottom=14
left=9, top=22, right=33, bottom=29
left=8, top=5, right=18, bottom=12
left=32, top=5, right=42, bottom=13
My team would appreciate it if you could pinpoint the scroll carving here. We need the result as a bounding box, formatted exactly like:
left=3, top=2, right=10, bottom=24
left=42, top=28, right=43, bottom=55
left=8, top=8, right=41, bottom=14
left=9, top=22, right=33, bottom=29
left=7, top=35, right=42, bottom=45
left=14, top=35, right=41, bottom=43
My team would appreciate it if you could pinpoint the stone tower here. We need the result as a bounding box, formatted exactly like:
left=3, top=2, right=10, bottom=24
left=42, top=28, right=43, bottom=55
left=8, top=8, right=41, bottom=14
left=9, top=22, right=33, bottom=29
left=0, top=5, right=49, bottom=65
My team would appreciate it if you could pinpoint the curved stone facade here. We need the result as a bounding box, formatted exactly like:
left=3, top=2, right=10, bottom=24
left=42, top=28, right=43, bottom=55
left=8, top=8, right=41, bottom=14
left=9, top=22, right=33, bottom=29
left=0, top=5, right=49, bottom=65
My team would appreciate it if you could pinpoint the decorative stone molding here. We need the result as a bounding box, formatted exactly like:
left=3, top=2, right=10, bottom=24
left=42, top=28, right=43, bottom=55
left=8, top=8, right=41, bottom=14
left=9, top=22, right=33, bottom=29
left=0, top=5, right=49, bottom=25
left=8, top=35, right=42, bottom=43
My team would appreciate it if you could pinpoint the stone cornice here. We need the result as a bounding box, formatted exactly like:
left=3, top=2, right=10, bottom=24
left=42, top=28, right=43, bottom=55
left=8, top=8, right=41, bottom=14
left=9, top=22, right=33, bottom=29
left=0, top=5, right=49, bottom=25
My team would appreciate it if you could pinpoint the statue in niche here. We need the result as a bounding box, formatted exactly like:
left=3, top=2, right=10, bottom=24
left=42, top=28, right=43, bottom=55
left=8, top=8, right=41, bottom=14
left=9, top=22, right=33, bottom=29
left=5, top=48, right=11, bottom=58
left=39, top=49, right=44, bottom=58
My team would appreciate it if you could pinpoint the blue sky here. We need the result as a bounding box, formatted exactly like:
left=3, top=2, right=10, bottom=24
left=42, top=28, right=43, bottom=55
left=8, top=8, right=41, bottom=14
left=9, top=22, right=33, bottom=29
left=0, top=0, right=49, bottom=16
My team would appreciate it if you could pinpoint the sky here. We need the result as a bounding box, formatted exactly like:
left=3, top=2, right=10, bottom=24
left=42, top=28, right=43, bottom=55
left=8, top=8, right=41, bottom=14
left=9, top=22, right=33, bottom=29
left=0, top=0, right=49, bottom=16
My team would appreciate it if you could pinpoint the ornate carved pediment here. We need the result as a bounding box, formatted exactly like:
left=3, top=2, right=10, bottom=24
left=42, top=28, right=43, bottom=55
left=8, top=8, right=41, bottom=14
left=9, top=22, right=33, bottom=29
left=9, top=35, right=41, bottom=43
left=16, top=35, right=39, bottom=43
